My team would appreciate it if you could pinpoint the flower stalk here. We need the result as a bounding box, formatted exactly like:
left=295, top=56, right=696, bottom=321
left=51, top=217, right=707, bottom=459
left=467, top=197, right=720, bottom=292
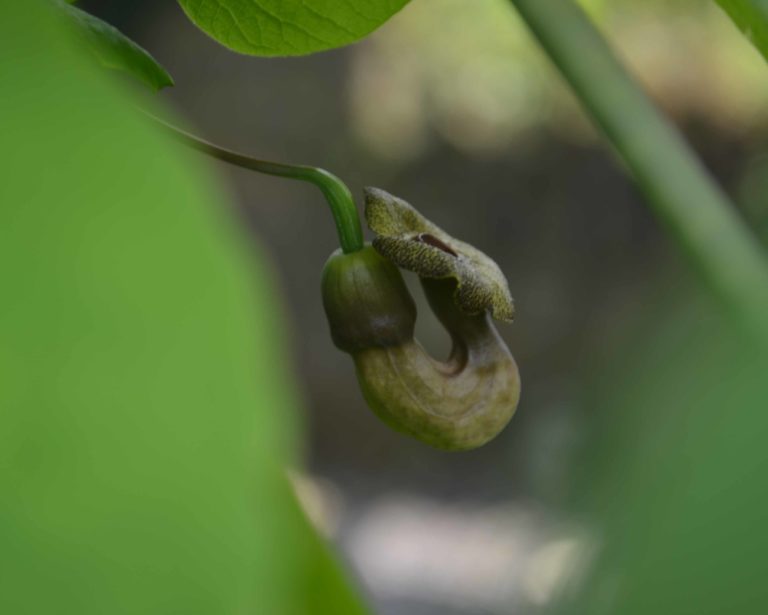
left=149, top=113, right=364, bottom=254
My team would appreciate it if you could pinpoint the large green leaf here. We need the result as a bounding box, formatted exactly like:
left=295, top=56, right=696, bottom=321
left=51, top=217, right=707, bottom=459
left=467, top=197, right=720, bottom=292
left=557, top=301, right=768, bottom=614
left=177, top=0, right=410, bottom=56
left=0, top=2, right=366, bottom=614
left=716, top=0, right=768, bottom=62
left=54, top=0, right=173, bottom=90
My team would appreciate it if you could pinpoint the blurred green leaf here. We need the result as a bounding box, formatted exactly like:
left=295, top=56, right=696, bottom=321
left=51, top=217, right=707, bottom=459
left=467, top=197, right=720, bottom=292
left=559, top=299, right=768, bottom=614
left=0, top=3, right=367, bottom=614
left=716, top=0, right=768, bottom=62
left=54, top=0, right=174, bottom=90
left=176, top=0, right=410, bottom=56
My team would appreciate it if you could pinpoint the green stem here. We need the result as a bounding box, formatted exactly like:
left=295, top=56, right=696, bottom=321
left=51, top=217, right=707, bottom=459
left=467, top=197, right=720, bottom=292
left=509, top=0, right=768, bottom=336
left=151, top=114, right=364, bottom=254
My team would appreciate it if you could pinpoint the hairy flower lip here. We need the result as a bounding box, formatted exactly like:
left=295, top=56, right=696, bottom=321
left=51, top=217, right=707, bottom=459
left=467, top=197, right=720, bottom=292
left=363, top=187, right=515, bottom=322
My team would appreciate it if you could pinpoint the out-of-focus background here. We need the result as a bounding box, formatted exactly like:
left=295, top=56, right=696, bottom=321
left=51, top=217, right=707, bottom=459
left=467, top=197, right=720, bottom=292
left=79, top=1, right=768, bottom=613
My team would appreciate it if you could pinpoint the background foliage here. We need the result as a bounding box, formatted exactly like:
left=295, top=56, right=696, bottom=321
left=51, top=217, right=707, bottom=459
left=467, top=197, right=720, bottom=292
left=717, top=0, right=768, bottom=62
left=54, top=0, right=173, bottom=90
left=0, top=2, right=366, bottom=614
left=177, top=0, right=410, bottom=56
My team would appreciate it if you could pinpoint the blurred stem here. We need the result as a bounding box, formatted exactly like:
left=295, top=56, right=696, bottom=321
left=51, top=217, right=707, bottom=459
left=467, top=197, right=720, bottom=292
left=150, top=114, right=364, bottom=254
left=509, top=0, right=768, bottom=337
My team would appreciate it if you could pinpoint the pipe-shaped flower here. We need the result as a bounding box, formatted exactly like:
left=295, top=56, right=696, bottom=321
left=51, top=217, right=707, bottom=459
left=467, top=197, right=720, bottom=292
left=321, top=189, right=520, bottom=450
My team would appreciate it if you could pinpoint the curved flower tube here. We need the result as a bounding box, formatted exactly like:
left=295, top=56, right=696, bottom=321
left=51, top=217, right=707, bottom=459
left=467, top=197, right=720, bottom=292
left=322, top=189, right=520, bottom=451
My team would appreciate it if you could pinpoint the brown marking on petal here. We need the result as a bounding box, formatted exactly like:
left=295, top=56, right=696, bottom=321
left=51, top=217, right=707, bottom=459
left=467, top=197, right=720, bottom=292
left=413, top=233, right=459, bottom=257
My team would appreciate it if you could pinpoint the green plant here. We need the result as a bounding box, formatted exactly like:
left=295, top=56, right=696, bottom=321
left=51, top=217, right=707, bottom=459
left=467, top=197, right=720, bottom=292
left=4, top=1, right=768, bottom=613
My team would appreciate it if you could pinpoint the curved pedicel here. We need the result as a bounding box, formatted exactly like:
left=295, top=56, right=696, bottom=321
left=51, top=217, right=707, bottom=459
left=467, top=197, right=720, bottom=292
left=322, top=189, right=520, bottom=451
